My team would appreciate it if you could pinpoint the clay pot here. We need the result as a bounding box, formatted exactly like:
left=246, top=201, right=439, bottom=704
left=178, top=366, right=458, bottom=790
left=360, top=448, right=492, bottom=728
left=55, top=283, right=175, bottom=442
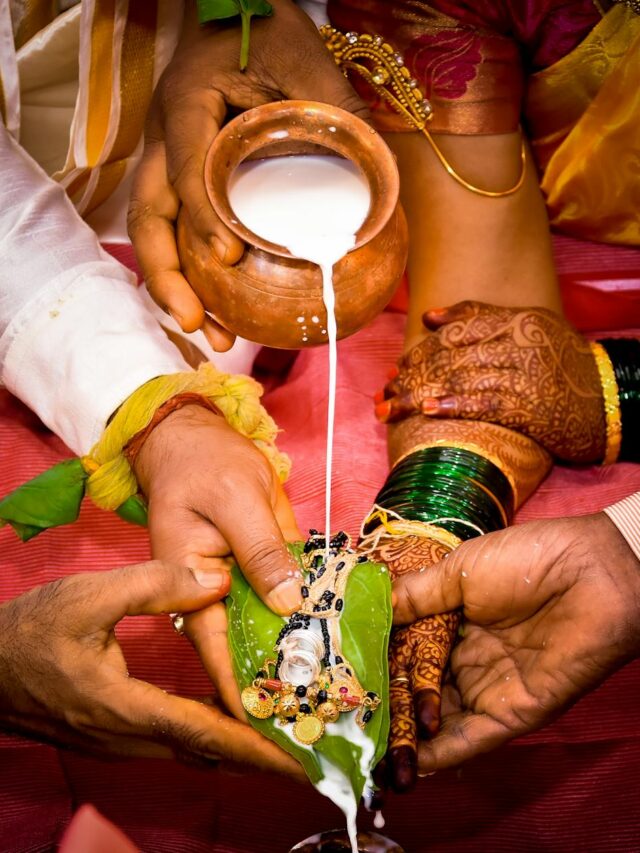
left=177, top=100, right=408, bottom=349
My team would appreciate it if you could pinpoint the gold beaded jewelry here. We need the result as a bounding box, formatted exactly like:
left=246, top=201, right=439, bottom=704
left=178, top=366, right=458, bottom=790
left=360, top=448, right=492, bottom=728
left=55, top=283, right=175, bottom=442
left=589, top=342, right=622, bottom=465
left=240, top=536, right=382, bottom=744
left=320, top=26, right=527, bottom=198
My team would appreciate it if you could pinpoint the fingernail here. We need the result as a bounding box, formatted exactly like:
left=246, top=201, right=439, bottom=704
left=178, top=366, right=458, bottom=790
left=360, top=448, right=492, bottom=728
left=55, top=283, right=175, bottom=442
left=169, top=309, right=185, bottom=327
left=373, top=390, right=385, bottom=405
left=212, top=237, right=227, bottom=261
left=418, top=771, right=437, bottom=778
left=265, top=578, right=302, bottom=615
left=386, top=365, right=399, bottom=380
left=375, top=400, right=391, bottom=422
left=421, top=397, right=440, bottom=415
left=191, top=568, right=228, bottom=592
left=426, top=307, right=446, bottom=318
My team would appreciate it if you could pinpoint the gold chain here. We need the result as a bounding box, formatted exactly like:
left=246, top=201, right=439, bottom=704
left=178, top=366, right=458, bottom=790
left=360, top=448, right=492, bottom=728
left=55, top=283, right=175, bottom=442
left=320, top=25, right=527, bottom=198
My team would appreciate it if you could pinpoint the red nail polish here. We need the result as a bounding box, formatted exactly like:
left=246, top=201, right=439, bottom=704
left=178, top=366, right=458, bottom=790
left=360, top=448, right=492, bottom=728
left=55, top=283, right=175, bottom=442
left=375, top=400, right=391, bottom=421
left=387, top=365, right=399, bottom=380
left=421, top=397, right=439, bottom=414
left=373, top=390, right=385, bottom=404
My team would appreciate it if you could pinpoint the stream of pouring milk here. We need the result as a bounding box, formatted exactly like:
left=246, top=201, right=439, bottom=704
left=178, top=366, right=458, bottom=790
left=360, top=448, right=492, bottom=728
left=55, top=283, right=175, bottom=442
left=229, top=154, right=370, bottom=559
left=229, top=154, right=371, bottom=853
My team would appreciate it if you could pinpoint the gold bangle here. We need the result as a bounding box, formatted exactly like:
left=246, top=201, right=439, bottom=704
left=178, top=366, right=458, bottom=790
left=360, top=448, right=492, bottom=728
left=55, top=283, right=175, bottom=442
left=589, top=342, right=622, bottom=465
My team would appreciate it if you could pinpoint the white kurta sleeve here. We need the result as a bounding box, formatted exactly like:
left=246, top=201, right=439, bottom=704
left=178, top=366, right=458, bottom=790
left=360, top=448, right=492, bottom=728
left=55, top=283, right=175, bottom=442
left=0, top=121, right=189, bottom=456
left=603, top=491, right=640, bottom=563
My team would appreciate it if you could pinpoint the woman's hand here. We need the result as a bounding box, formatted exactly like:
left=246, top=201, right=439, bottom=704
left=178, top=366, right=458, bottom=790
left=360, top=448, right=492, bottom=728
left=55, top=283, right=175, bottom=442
left=127, top=0, right=367, bottom=350
left=0, top=560, right=304, bottom=779
left=392, top=512, right=640, bottom=772
left=132, top=404, right=302, bottom=718
left=363, top=535, right=459, bottom=793
left=376, top=301, right=606, bottom=463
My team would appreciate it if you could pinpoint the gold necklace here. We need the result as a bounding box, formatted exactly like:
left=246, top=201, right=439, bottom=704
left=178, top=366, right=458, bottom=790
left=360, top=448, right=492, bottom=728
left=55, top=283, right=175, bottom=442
left=241, top=532, right=381, bottom=745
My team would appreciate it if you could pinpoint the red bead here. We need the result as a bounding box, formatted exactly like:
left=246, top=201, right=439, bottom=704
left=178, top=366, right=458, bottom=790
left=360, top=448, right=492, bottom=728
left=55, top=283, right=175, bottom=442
left=264, top=679, right=282, bottom=691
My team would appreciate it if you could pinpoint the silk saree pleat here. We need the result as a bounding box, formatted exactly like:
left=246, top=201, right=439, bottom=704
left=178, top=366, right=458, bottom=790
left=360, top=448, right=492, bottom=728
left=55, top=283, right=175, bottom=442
left=526, top=5, right=640, bottom=246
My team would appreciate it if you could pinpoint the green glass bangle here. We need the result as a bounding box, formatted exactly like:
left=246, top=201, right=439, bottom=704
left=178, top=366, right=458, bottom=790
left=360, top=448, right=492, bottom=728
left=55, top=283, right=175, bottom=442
left=599, top=338, right=640, bottom=463
left=386, top=447, right=514, bottom=517
left=371, top=445, right=515, bottom=540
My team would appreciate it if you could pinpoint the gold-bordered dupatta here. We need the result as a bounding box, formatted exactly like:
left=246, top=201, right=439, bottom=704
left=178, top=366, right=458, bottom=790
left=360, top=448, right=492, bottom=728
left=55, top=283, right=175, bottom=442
left=0, top=0, right=183, bottom=216
left=526, top=4, right=640, bottom=246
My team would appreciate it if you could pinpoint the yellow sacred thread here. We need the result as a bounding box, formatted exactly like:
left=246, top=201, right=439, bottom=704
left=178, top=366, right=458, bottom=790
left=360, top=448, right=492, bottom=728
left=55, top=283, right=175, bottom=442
left=80, top=363, right=290, bottom=512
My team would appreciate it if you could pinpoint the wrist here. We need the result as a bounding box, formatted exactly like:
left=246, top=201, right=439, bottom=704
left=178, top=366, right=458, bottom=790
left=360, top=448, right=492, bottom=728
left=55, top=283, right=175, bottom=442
left=583, top=512, right=640, bottom=657
left=132, top=403, right=224, bottom=496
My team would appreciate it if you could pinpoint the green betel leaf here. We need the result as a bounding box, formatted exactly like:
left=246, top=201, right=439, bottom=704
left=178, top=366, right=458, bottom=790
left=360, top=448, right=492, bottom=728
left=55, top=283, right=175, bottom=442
left=197, top=0, right=241, bottom=22
left=226, top=542, right=392, bottom=799
left=196, top=0, right=273, bottom=70
left=0, top=458, right=88, bottom=541
left=115, top=494, right=148, bottom=527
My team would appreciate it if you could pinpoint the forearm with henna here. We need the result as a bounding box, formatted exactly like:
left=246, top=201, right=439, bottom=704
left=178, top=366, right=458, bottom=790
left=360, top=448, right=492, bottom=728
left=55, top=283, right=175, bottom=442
left=370, top=416, right=551, bottom=791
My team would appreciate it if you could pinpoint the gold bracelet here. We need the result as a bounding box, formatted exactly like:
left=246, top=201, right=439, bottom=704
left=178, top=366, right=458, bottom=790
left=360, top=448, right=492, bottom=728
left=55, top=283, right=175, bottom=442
left=589, top=342, right=622, bottom=465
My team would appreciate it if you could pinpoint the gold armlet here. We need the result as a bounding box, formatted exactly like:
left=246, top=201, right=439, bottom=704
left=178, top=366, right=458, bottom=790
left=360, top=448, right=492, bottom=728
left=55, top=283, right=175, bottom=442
left=320, top=26, right=526, bottom=199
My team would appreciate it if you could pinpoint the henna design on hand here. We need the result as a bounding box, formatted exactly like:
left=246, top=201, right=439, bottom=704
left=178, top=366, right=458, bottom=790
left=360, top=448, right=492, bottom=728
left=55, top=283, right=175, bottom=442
left=364, top=534, right=459, bottom=792
left=377, top=301, right=605, bottom=463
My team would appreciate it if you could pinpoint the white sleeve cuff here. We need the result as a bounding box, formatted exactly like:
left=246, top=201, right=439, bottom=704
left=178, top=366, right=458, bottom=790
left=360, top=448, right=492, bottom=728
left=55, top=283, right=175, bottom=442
left=1, top=272, right=189, bottom=455
left=603, top=491, right=640, bottom=564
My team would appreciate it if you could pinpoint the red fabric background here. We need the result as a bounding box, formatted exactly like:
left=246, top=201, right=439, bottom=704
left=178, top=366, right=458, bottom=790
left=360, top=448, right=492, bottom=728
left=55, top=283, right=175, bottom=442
left=1, top=235, right=639, bottom=852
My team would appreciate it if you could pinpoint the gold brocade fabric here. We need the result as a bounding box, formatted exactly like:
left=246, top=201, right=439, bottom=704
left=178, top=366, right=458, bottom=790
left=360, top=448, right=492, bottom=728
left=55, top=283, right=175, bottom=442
left=526, top=6, right=640, bottom=246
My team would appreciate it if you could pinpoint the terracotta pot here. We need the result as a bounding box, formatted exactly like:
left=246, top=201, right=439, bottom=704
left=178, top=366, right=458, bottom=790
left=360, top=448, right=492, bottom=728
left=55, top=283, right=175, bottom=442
left=177, top=100, right=408, bottom=349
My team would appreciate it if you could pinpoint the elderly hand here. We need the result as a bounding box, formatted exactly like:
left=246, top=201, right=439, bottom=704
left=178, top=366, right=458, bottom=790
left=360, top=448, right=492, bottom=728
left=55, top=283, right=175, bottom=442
left=392, top=512, right=640, bottom=772
left=132, top=404, right=303, bottom=718
left=128, top=0, right=367, bottom=351
left=376, top=301, right=606, bottom=463
left=0, top=560, right=303, bottom=779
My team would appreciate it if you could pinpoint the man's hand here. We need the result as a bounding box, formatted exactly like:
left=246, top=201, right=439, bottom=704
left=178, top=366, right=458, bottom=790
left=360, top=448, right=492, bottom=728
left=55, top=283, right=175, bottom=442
left=132, top=404, right=303, bottom=717
left=392, top=512, right=640, bottom=772
left=128, top=0, right=367, bottom=350
left=377, top=301, right=605, bottom=463
left=0, top=560, right=303, bottom=779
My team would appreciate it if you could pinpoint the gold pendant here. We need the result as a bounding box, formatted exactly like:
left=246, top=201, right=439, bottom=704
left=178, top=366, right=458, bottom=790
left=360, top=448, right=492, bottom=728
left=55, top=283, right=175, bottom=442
left=316, top=700, right=340, bottom=724
left=241, top=685, right=274, bottom=719
left=293, top=714, right=325, bottom=745
left=274, top=692, right=300, bottom=719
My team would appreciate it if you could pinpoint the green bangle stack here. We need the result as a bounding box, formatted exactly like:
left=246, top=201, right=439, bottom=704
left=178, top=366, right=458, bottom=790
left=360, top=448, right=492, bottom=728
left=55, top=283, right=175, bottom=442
left=369, top=445, right=515, bottom=541
left=598, top=338, right=640, bottom=463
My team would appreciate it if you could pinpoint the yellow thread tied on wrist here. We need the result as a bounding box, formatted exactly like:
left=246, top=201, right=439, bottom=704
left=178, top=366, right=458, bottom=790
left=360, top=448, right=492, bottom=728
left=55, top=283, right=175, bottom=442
left=589, top=342, right=622, bottom=465
left=359, top=505, right=463, bottom=554
left=79, top=363, right=291, bottom=512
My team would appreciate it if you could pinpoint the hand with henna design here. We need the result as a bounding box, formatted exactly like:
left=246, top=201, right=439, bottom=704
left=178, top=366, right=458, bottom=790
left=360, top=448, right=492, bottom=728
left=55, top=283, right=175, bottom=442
left=375, top=301, right=606, bottom=463
left=362, top=535, right=459, bottom=793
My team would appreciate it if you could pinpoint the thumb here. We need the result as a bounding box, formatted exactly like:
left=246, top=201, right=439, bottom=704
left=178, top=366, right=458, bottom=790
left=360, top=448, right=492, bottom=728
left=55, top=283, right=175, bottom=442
left=418, top=711, right=511, bottom=771
left=214, top=487, right=303, bottom=616
left=392, top=551, right=465, bottom=625
left=97, top=560, right=230, bottom=625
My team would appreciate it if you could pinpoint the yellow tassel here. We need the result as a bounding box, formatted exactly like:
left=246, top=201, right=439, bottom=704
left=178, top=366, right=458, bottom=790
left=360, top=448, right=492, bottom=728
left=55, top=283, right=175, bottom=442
left=83, top=363, right=291, bottom=512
